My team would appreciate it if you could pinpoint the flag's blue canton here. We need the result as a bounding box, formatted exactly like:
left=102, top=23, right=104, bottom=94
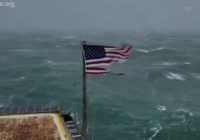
left=83, top=45, right=106, bottom=60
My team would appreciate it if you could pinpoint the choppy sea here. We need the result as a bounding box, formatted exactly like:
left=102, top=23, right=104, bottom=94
left=0, top=31, right=200, bottom=140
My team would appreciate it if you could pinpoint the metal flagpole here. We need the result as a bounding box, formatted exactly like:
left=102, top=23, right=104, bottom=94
left=81, top=41, right=87, bottom=140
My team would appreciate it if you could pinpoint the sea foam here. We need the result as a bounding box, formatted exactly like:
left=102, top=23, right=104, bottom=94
left=165, top=72, right=186, bottom=81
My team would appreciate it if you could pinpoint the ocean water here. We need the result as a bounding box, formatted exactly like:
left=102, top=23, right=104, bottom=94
left=0, top=31, right=200, bottom=140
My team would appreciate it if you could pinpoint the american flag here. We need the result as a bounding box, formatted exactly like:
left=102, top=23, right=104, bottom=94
left=82, top=44, right=132, bottom=74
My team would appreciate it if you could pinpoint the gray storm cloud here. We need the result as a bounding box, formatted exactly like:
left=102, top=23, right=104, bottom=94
left=0, top=0, right=199, bottom=32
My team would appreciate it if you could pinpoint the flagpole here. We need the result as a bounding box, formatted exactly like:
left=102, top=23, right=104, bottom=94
left=81, top=41, right=87, bottom=140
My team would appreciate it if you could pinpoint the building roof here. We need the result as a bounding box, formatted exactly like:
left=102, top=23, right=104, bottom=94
left=0, top=105, right=72, bottom=140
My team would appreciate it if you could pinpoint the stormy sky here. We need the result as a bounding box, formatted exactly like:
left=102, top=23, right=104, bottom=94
left=0, top=0, right=200, bottom=32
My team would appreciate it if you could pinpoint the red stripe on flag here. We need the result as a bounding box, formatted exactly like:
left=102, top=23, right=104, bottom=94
left=105, top=46, right=132, bottom=55
left=86, top=59, right=112, bottom=65
left=106, top=54, right=128, bottom=59
left=86, top=67, right=107, bottom=71
left=86, top=67, right=109, bottom=74
left=106, top=52, right=130, bottom=57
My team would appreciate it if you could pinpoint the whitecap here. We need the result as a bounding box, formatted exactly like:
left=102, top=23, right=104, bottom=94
left=153, top=62, right=177, bottom=66
left=190, top=73, right=200, bottom=80
left=176, top=108, right=194, bottom=116
left=153, top=62, right=191, bottom=66
left=170, top=114, right=186, bottom=125
left=148, top=123, right=162, bottom=140
left=150, top=47, right=166, bottom=52
left=183, top=62, right=191, bottom=65
left=136, top=49, right=149, bottom=53
left=46, top=60, right=56, bottom=65
left=16, top=76, right=26, bottom=81
left=151, top=47, right=176, bottom=52
left=117, top=59, right=126, bottom=63
left=156, top=105, right=166, bottom=111
left=189, top=112, right=194, bottom=117
left=165, top=72, right=186, bottom=81
left=156, top=47, right=165, bottom=51
left=176, top=108, right=189, bottom=112
left=64, top=36, right=75, bottom=39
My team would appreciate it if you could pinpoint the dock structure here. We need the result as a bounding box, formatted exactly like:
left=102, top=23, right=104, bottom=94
left=0, top=105, right=82, bottom=140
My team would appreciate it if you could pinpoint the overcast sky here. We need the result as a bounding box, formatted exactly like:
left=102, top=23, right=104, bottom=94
left=0, top=0, right=200, bottom=32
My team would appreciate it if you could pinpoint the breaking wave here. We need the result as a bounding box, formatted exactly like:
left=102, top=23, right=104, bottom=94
left=165, top=72, right=186, bottom=81
left=135, top=47, right=177, bottom=54
left=148, top=122, right=162, bottom=140
left=156, top=105, right=167, bottom=111
left=190, top=73, right=200, bottom=80
left=136, top=49, right=149, bottom=53
left=64, top=36, right=75, bottom=39
left=153, top=61, right=191, bottom=66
